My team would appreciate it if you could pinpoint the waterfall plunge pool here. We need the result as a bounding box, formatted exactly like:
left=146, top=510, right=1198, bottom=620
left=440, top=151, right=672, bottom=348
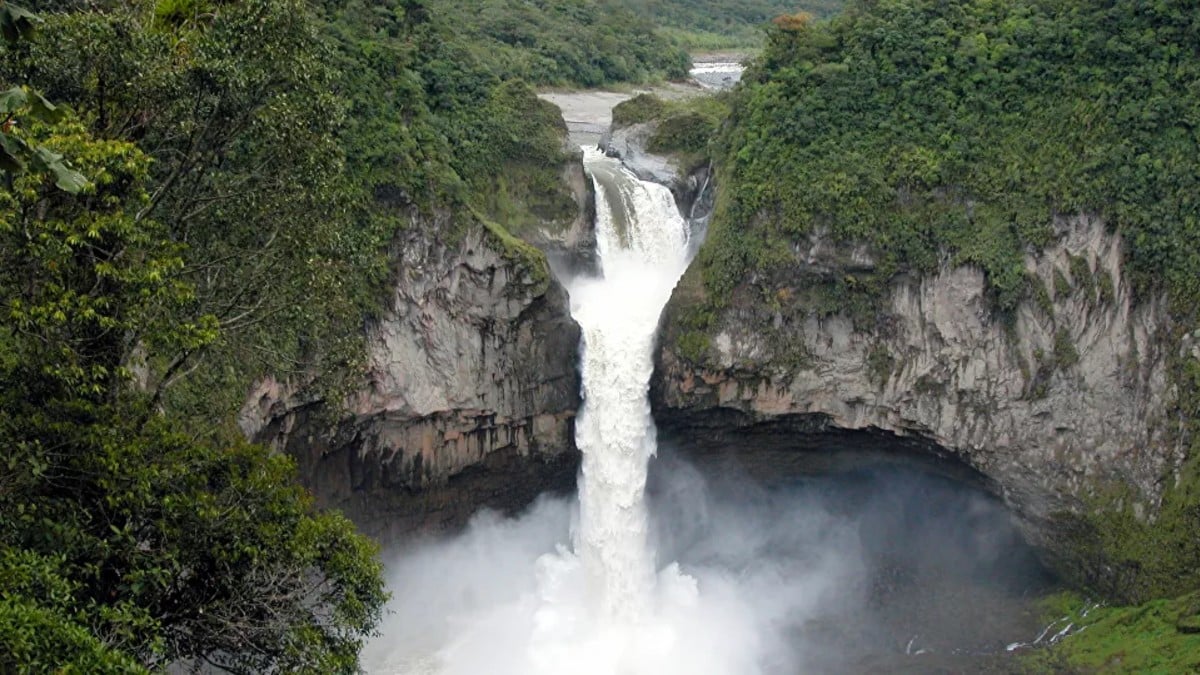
left=360, top=146, right=1054, bottom=673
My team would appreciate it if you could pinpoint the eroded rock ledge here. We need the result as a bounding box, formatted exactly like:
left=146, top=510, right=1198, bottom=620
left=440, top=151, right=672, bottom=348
left=242, top=217, right=582, bottom=542
left=656, top=215, right=1188, bottom=560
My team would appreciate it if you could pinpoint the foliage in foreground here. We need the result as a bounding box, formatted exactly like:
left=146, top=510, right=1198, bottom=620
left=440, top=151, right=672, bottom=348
left=0, top=94, right=386, bottom=669
left=0, top=0, right=591, bottom=667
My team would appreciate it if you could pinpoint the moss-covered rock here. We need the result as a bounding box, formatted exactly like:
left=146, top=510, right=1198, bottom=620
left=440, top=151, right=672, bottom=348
left=1025, top=590, right=1200, bottom=672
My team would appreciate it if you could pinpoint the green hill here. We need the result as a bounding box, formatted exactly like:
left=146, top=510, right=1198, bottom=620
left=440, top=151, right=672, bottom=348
left=617, top=0, right=847, bottom=49
left=425, top=0, right=690, bottom=86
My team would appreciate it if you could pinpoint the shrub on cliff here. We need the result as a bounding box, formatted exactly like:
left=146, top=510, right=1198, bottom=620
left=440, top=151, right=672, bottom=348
left=611, top=93, right=731, bottom=171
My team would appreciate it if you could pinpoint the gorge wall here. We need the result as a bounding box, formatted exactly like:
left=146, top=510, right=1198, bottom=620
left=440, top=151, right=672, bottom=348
left=241, top=192, right=589, bottom=543
left=655, top=211, right=1191, bottom=569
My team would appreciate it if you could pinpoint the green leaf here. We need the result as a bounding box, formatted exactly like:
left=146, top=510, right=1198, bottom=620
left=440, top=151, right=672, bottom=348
left=0, top=134, right=27, bottom=172
left=49, top=162, right=88, bottom=193
left=28, top=145, right=64, bottom=173
left=0, top=3, right=41, bottom=45
left=30, top=147, right=89, bottom=193
left=28, top=92, right=64, bottom=124
left=0, top=86, right=28, bottom=115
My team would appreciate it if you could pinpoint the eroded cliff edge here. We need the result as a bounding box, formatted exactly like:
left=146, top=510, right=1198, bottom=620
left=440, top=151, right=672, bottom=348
left=240, top=151, right=593, bottom=541
left=655, top=212, right=1195, bottom=587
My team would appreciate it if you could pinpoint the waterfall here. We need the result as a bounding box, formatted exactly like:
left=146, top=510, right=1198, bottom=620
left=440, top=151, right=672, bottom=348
left=517, top=147, right=701, bottom=672
left=367, top=147, right=767, bottom=675
left=569, top=146, right=693, bottom=618
left=362, top=130, right=1052, bottom=675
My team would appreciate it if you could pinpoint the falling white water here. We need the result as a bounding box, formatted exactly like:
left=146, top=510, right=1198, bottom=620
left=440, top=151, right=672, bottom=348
left=571, top=145, right=694, bottom=617
left=515, top=146, right=705, bottom=672
left=363, top=147, right=750, bottom=675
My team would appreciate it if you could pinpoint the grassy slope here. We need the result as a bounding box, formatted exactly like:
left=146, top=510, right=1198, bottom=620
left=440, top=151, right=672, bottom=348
left=1025, top=592, right=1200, bottom=673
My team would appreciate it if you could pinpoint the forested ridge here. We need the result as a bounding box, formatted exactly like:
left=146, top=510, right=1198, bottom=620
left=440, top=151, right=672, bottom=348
left=423, top=0, right=690, bottom=86
left=0, top=0, right=602, bottom=669
left=617, top=0, right=844, bottom=49
left=666, top=1, right=1200, bottom=668
left=696, top=2, right=1200, bottom=317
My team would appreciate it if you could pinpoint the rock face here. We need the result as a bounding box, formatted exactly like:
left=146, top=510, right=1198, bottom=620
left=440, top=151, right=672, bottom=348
left=601, top=121, right=715, bottom=225
left=656, top=214, right=1187, bottom=556
left=242, top=212, right=582, bottom=542
left=533, top=158, right=598, bottom=279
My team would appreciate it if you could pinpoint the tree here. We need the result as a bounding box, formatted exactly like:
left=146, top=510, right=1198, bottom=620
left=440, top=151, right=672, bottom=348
left=6, top=0, right=385, bottom=434
left=0, top=25, right=386, bottom=673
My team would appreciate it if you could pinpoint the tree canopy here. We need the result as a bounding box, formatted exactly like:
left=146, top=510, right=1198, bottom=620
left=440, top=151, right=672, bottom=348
left=698, top=0, right=1200, bottom=318
left=616, top=0, right=845, bottom=49
left=424, top=0, right=691, bottom=87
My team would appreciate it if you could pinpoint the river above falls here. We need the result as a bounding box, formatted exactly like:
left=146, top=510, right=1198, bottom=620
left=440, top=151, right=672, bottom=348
left=689, top=56, right=745, bottom=90
left=539, top=57, right=745, bottom=147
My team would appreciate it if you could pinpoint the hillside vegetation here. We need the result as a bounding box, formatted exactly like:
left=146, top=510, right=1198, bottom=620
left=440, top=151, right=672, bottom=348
left=0, top=0, right=582, bottom=669
left=676, top=0, right=1200, bottom=668
left=619, top=0, right=845, bottom=49
left=701, top=1, right=1199, bottom=319
left=426, top=0, right=690, bottom=86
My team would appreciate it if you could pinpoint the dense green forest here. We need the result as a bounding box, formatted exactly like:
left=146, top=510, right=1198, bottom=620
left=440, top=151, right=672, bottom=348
left=425, top=0, right=690, bottom=86
left=0, top=0, right=585, bottom=669
left=699, top=2, right=1199, bottom=321
left=669, top=1, right=1200, bottom=668
left=618, top=0, right=845, bottom=49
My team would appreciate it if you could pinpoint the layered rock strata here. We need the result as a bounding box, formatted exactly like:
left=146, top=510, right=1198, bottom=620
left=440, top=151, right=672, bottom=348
left=242, top=215, right=582, bottom=541
left=656, top=214, right=1186, bottom=556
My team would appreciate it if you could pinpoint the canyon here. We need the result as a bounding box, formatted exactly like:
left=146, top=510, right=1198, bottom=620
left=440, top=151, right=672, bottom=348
left=245, top=82, right=1187, bottom=595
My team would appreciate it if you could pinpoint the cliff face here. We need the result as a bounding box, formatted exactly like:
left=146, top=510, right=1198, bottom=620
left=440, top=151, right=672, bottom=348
left=656, top=214, right=1188, bottom=555
left=242, top=207, right=583, bottom=541
left=602, top=120, right=714, bottom=223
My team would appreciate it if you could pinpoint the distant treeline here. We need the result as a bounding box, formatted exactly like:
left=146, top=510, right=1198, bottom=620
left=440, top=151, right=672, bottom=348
left=619, top=0, right=847, bottom=48
left=426, top=0, right=691, bottom=86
